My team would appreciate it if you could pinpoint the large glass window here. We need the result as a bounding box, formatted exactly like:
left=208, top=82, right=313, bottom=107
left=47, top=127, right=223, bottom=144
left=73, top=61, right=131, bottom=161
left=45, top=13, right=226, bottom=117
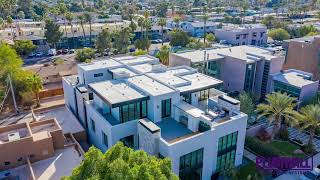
left=119, top=100, right=147, bottom=123
left=216, top=131, right=238, bottom=172
left=161, top=99, right=171, bottom=118
left=90, top=118, right=96, bottom=132
left=207, top=61, right=221, bottom=78
left=273, top=80, right=301, bottom=98
left=179, top=148, right=203, bottom=180
left=182, top=94, right=192, bottom=104
left=102, top=131, right=108, bottom=147
left=199, top=89, right=209, bottom=102
left=244, top=63, right=256, bottom=92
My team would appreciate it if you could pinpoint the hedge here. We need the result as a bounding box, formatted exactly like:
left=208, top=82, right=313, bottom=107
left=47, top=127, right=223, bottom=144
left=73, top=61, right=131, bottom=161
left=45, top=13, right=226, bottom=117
left=245, top=136, right=283, bottom=157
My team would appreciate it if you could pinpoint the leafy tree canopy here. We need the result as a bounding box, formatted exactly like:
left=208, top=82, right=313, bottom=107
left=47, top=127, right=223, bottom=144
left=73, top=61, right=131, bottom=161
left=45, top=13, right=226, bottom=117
left=63, top=142, right=178, bottom=180
left=13, top=40, right=36, bottom=56
left=268, top=28, right=290, bottom=41
left=75, top=48, right=96, bottom=63
left=44, top=19, right=63, bottom=47
left=169, top=29, right=190, bottom=47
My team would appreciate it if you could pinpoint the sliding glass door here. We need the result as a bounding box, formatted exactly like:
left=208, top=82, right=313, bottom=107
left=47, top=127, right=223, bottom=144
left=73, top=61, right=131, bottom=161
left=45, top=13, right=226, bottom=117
left=161, top=99, right=171, bottom=118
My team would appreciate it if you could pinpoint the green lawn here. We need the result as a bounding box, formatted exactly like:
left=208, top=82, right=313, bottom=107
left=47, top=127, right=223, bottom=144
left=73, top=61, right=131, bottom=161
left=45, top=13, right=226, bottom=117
left=269, top=140, right=304, bottom=158
left=237, top=161, right=257, bottom=179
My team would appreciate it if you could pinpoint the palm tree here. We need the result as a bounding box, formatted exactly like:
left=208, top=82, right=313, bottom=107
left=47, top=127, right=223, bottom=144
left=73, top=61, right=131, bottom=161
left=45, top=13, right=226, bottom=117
left=78, top=14, right=86, bottom=44
left=156, top=45, right=170, bottom=65
left=6, top=16, right=14, bottom=41
left=296, top=104, right=320, bottom=149
left=257, top=92, right=298, bottom=140
left=66, top=12, right=74, bottom=48
left=84, top=12, right=93, bottom=47
left=158, top=18, right=167, bottom=46
left=137, top=17, right=145, bottom=39
left=27, top=74, right=43, bottom=107
left=58, top=3, right=68, bottom=48
left=173, top=16, right=181, bottom=29
left=202, top=7, right=209, bottom=44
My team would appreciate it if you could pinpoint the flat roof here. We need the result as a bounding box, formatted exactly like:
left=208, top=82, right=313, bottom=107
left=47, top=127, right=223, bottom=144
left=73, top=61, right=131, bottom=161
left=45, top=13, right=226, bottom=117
left=10, top=146, right=82, bottom=180
left=109, top=67, right=138, bottom=77
left=130, top=63, right=154, bottom=73
left=273, top=70, right=317, bottom=88
left=156, top=118, right=194, bottom=142
left=127, top=75, right=176, bottom=96
left=139, top=118, right=160, bottom=133
left=78, top=59, right=122, bottom=71
left=113, top=55, right=158, bottom=66
left=177, top=73, right=223, bottom=93
left=174, top=46, right=278, bottom=63
left=89, top=79, right=148, bottom=107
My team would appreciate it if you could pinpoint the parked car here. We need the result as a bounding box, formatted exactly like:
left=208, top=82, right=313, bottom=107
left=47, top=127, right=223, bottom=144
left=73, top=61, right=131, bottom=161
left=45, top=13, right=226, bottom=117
left=69, top=49, right=75, bottom=54
left=62, top=49, right=69, bottom=54
left=48, top=49, right=57, bottom=56
left=35, top=52, right=43, bottom=57
left=56, top=50, right=63, bottom=55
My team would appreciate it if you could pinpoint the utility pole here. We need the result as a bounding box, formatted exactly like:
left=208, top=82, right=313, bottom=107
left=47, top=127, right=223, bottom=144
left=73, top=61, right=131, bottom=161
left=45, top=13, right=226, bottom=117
left=8, top=74, right=19, bottom=114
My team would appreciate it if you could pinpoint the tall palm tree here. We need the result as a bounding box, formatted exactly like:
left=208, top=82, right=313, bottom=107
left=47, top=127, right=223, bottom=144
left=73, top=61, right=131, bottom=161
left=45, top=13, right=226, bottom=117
left=66, top=12, right=74, bottom=48
left=58, top=3, right=68, bottom=48
left=78, top=14, right=86, bottom=45
left=6, top=16, right=14, bottom=41
left=257, top=92, right=298, bottom=140
left=84, top=12, right=93, bottom=47
left=137, top=17, right=145, bottom=39
left=202, top=7, right=209, bottom=44
left=296, top=104, right=320, bottom=148
left=158, top=18, right=167, bottom=46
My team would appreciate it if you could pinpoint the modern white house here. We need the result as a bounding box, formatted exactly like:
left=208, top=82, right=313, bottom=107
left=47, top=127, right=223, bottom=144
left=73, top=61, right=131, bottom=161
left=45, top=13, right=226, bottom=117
left=169, top=46, right=285, bottom=99
left=215, top=24, right=267, bottom=46
left=271, top=69, right=319, bottom=106
left=62, top=55, right=248, bottom=180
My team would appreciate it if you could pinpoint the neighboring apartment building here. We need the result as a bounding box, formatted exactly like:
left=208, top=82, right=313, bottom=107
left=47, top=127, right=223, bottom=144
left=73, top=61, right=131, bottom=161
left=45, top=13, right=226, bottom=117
left=282, top=35, right=320, bottom=80
left=62, top=55, right=248, bottom=180
left=0, top=118, right=64, bottom=170
left=169, top=46, right=285, bottom=99
left=271, top=69, right=319, bottom=105
left=215, top=24, right=267, bottom=46
left=180, top=21, right=219, bottom=37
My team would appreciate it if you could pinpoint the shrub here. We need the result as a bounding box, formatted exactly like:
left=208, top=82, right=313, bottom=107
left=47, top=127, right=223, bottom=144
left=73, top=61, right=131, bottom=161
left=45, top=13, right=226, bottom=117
left=256, top=127, right=271, bottom=142
left=245, top=136, right=283, bottom=157
left=198, top=121, right=211, bottom=132
left=133, top=49, right=148, bottom=56
left=302, top=143, right=314, bottom=155
left=277, top=128, right=289, bottom=141
left=75, top=48, right=95, bottom=62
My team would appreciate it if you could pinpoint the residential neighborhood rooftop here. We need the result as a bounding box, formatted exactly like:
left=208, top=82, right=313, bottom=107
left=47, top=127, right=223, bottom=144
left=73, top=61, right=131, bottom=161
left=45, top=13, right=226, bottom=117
left=273, top=69, right=318, bottom=88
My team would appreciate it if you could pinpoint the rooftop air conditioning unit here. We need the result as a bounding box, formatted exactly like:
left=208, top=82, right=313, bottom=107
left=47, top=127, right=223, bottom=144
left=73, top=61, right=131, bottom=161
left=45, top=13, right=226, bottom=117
left=8, top=132, right=21, bottom=142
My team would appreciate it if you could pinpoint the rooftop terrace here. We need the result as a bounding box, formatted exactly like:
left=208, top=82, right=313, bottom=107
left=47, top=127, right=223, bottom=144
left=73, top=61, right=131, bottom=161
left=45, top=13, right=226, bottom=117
left=273, top=69, right=318, bottom=88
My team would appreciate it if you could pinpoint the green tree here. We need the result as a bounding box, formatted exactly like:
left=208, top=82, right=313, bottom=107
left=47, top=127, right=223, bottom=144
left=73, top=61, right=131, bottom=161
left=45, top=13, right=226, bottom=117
left=0, top=43, right=23, bottom=80
left=78, top=14, right=86, bottom=39
left=295, top=104, right=320, bottom=151
left=298, top=25, right=318, bottom=37
left=155, top=2, right=169, bottom=17
left=133, top=49, right=148, bottom=56
left=84, top=12, right=93, bottom=46
left=95, top=29, right=112, bottom=55
left=75, top=48, right=95, bottom=62
left=134, top=38, right=151, bottom=51
left=0, top=0, right=16, bottom=18
left=63, top=142, right=178, bottom=180
left=17, top=11, right=25, bottom=19
left=158, top=18, right=167, bottom=46
left=268, top=28, right=290, bottom=41
left=17, top=0, right=32, bottom=18
left=186, top=38, right=206, bottom=50
left=112, top=27, right=133, bottom=54
left=44, top=19, right=63, bottom=48
left=66, top=12, right=74, bottom=46
left=169, top=29, right=190, bottom=47
left=25, top=72, right=42, bottom=107
left=6, top=16, right=14, bottom=40
left=257, top=92, right=298, bottom=140
left=58, top=3, right=68, bottom=47
left=239, top=92, right=255, bottom=118
left=156, top=45, right=170, bottom=65
left=13, top=40, right=37, bottom=56
left=202, top=7, right=209, bottom=43
left=206, top=33, right=216, bottom=43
